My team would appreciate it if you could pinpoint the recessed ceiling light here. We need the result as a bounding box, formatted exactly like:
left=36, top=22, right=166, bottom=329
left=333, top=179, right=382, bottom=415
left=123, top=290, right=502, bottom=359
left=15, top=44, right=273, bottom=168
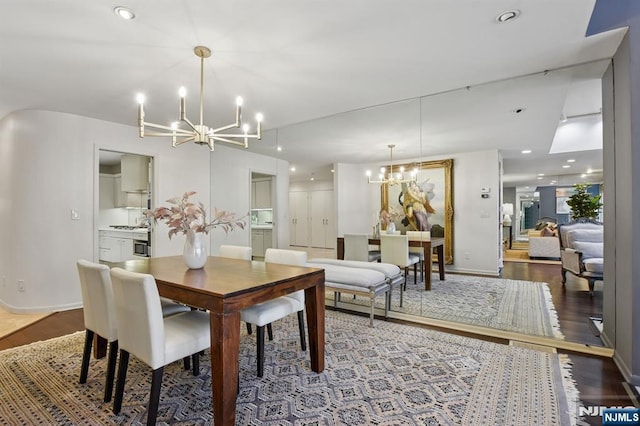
left=290, top=166, right=296, bottom=172
left=496, top=10, right=520, bottom=23
left=537, top=177, right=543, bottom=180
left=562, top=165, right=571, bottom=169
left=114, top=6, right=135, bottom=20
left=567, top=159, right=576, bottom=163
left=521, top=150, right=532, bottom=154
left=538, top=173, right=545, bottom=176
left=587, top=169, right=593, bottom=174
left=331, top=169, right=335, bottom=173
left=277, top=146, right=282, bottom=152
left=581, top=174, right=587, bottom=178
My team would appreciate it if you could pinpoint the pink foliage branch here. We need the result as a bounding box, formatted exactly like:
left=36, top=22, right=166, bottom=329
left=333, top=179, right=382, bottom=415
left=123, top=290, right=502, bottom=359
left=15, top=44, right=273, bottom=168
left=146, top=191, right=246, bottom=239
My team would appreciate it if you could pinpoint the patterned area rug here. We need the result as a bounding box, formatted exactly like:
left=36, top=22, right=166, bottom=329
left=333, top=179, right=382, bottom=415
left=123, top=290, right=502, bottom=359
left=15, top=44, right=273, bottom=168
left=0, top=311, right=580, bottom=425
left=329, top=274, right=564, bottom=338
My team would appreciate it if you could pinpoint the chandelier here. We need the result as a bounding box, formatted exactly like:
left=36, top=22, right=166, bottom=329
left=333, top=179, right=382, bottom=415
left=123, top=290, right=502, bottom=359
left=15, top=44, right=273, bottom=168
left=136, top=46, right=263, bottom=151
left=366, top=144, right=417, bottom=185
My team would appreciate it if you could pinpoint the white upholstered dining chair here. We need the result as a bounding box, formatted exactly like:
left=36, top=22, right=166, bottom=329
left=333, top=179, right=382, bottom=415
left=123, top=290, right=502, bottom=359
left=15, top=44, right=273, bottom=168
left=344, top=233, right=381, bottom=262
left=110, top=268, right=211, bottom=425
left=380, top=234, right=420, bottom=288
left=240, top=248, right=307, bottom=377
left=406, top=230, right=431, bottom=282
left=76, top=260, right=190, bottom=403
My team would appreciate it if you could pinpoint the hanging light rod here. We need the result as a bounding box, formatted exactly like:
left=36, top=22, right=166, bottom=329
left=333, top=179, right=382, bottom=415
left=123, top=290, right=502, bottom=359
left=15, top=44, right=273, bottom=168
left=366, top=144, right=417, bottom=185
left=136, top=46, right=263, bottom=151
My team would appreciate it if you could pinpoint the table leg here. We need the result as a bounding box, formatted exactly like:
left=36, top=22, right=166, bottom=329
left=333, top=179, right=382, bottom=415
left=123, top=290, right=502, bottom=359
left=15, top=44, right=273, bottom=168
left=304, top=277, right=325, bottom=373
left=94, top=335, right=107, bottom=359
left=337, top=238, right=344, bottom=260
left=209, top=310, right=240, bottom=426
left=437, top=245, right=445, bottom=280
left=424, top=243, right=432, bottom=291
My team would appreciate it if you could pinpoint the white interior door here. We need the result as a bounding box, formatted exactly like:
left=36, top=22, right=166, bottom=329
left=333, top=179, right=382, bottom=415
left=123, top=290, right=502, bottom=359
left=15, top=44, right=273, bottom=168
left=290, top=191, right=309, bottom=246
left=311, top=190, right=334, bottom=248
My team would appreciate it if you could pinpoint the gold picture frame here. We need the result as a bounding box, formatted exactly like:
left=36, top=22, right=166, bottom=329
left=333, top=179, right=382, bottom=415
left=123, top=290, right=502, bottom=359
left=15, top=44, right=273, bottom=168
left=381, top=158, right=454, bottom=264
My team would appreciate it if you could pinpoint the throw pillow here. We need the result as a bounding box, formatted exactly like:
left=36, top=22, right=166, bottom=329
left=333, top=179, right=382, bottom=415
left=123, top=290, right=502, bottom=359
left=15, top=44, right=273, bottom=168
left=573, top=241, right=603, bottom=260
left=540, top=226, right=555, bottom=237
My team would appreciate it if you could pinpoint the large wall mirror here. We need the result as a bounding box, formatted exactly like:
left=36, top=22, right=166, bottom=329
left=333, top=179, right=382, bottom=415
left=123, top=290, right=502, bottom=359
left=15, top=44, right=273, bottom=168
left=270, top=60, right=607, bottom=352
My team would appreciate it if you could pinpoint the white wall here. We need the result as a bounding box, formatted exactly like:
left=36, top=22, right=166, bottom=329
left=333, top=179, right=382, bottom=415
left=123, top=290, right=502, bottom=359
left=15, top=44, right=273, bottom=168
left=0, top=109, right=209, bottom=313
left=334, top=163, right=380, bottom=235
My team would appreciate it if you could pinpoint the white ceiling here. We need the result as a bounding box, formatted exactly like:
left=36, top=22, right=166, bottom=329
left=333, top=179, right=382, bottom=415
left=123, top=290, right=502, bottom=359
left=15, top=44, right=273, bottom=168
left=0, top=1, right=626, bottom=188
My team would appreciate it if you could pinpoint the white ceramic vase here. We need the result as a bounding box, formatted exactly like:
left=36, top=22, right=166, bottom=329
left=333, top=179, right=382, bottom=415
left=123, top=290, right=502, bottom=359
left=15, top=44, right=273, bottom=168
left=183, top=230, right=207, bottom=269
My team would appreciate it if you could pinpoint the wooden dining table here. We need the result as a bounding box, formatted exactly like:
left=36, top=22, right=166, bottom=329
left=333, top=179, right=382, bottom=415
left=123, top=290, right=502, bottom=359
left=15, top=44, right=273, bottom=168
left=119, top=255, right=326, bottom=426
left=336, top=236, right=445, bottom=290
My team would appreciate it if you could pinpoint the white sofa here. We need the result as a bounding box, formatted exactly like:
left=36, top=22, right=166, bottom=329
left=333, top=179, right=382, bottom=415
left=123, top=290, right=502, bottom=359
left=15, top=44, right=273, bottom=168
left=528, top=230, right=561, bottom=259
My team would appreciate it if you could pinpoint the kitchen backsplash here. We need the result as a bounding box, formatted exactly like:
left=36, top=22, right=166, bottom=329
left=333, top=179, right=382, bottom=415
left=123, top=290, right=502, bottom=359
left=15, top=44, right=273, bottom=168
left=251, top=209, right=273, bottom=226
left=99, top=207, right=147, bottom=228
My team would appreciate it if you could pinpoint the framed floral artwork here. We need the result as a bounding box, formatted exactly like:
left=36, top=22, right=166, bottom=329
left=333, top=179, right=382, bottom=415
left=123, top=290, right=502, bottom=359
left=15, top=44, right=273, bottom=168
left=381, top=158, right=454, bottom=264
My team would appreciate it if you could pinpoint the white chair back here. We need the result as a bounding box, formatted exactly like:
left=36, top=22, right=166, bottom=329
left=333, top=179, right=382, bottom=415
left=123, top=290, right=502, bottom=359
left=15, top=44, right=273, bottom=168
left=344, top=234, right=371, bottom=262
left=406, top=231, right=430, bottom=256
left=219, top=245, right=252, bottom=260
left=264, top=248, right=307, bottom=266
left=265, top=248, right=307, bottom=303
left=406, top=231, right=431, bottom=241
left=380, top=234, right=413, bottom=268
left=76, top=260, right=117, bottom=342
left=110, top=268, right=166, bottom=369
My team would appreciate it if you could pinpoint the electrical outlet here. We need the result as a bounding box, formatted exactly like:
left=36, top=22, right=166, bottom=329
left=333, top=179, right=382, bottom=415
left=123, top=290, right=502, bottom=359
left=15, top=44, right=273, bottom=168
left=18, top=279, right=25, bottom=292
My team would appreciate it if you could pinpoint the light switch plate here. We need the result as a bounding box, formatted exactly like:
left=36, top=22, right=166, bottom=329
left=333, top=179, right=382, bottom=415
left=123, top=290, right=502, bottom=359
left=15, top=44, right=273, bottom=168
left=71, top=209, right=80, bottom=220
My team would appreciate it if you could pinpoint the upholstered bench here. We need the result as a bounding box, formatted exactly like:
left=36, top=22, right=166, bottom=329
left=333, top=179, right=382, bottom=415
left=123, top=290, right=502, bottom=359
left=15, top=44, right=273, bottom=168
left=307, top=259, right=401, bottom=327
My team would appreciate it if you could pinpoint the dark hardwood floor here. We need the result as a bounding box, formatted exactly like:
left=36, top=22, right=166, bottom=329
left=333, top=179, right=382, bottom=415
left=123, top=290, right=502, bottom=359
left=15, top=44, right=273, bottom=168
left=0, top=259, right=632, bottom=425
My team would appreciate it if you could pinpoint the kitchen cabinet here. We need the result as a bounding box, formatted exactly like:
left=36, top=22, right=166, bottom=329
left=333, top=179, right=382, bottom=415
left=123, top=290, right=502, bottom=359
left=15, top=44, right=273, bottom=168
left=251, top=228, right=273, bottom=258
left=289, top=191, right=309, bottom=246
left=121, top=154, right=149, bottom=192
left=99, top=230, right=134, bottom=262
left=252, top=179, right=272, bottom=209
left=99, top=174, right=115, bottom=209
left=113, top=175, right=127, bottom=207
left=310, top=190, right=335, bottom=249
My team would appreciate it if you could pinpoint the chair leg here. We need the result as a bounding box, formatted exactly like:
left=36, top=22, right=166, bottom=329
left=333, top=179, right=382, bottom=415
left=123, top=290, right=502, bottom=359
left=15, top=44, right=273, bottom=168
left=183, top=356, right=191, bottom=370
left=267, top=323, right=274, bottom=341
left=561, top=269, right=567, bottom=285
left=403, top=268, right=408, bottom=290
left=588, top=278, right=595, bottom=297
left=256, top=326, right=265, bottom=377
left=104, top=340, right=118, bottom=402
left=79, top=329, right=94, bottom=384
left=246, top=323, right=253, bottom=335
left=414, top=263, right=417, bottom=285
left=113, top=349, right=130, bottom=414
left=192, top=353, right=200, bottom=376
left=297, top=310, right=307, bottom=351
left=147, top=367, right=164, bottom=426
